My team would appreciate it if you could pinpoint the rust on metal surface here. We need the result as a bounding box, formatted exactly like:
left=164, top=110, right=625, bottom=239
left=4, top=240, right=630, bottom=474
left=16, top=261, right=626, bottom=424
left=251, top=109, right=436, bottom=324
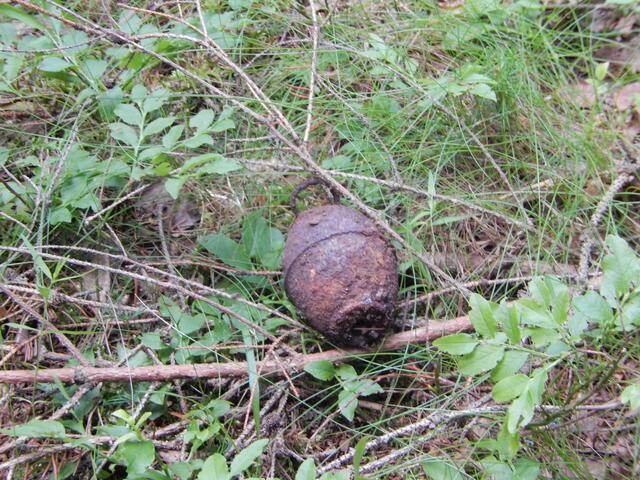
left=283, top=178, right=398, bottom=347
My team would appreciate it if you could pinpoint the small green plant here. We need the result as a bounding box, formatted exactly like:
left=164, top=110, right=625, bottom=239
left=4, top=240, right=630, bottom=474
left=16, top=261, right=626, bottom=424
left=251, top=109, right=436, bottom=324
left=304, top=361, right=383, bottom=421
left=433, top=234, right=640, bottom=472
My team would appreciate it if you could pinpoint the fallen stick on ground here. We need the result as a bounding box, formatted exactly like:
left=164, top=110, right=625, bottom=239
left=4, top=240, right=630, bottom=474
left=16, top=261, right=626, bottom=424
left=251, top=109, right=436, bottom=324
left=0, top=315, right=472, bottom=384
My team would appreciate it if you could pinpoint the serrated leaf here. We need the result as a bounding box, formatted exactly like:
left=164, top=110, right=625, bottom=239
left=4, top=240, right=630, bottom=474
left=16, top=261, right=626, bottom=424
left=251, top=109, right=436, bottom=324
left=198, top=453, right=229, bottom=480
left=1, top=419, right=65, bottom=438
left=114, top=104, right=142, bottom=126
left=162, top=124, right=184, bottom=149
left=109, top=122, right=138, bottom=147
left=142, top=116, right=174, bottom=137
left=458, top=343, right=504, bottom=376
left=304, top=360, right=335, bottom=381
left=229, top=439, right=268, bottom=476
left=433, top=333, right=478, bottom=355
left=492, top=374, right=529, bottom=402
left=295, top=458, right=316, bottom=480
left=190, top=109, right=215, bottom=133
left=38, top=57, right=72, bottom=72
left=469, top=83, right=496, bottom=101
left=199, top=233, right=252, bottom=269
left=469, top=294, right=497, bottom=338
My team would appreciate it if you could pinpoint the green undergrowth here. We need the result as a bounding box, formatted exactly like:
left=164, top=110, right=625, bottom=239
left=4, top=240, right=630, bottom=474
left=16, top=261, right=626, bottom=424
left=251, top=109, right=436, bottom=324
left=1, top=0, right=639, bottom=478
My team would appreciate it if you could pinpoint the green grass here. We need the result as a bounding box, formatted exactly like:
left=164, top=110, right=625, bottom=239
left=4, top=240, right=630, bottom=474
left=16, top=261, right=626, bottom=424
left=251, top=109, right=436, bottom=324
left=1, top=0, right=639, bottom=478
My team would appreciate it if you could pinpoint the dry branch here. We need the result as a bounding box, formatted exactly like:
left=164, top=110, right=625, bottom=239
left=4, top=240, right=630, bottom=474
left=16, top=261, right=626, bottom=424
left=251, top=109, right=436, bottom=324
left=0, top=315, right=472, bottom=384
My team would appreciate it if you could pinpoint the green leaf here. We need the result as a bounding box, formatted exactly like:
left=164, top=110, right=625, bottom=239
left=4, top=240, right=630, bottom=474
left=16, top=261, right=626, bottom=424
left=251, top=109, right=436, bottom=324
left=211, top=117, right=235, bottom=132
left=178, top=313, right=206, bottom=335
left=114, top=104, right=142, bottom=126
left=513, top=459, right=540, bottom=480
left=0, top=5, right=47, bottom=32
left=422, top=459, right=465, bottom=479
left=198, top=453, right=229, bottom=480
left=570, top=290, right=612, bottom=335
left=319, top=471, right=350, bottom=480
left=49, top=207, right=72, bottom=225
left=165, top=177, right=186, bottom=200
left=595, top=62, right=609, bottom=82
left=197, top=157, right=242, bottom=175
left=296, top=458, right=316, bottom=480
left=38, top=57, right=72, bottom=72
left=199, top=233, right=252, bottom=269
left=492, top=374, right=529, bottom=402
left=170, top=462, right=195, bottom=480
left=81, top=58, right=108, bottom=80
left=620, top=384, right=640, bottom=411
left=162, top=125, right=184, bottom=150
left=433, top=333, right=478, bottom=355
left=142, top=88, right=169, bottom=113
left=184, top=133, right=214, bottom=149
left=22, top=235, right=52, bottom=280
left=141, top=332, right=164, bottom=350
left=495, top=304, right=521, bottom=344
left=621, top=295, right=640, bottom=329
left=469, top=294, right=497, bottom=338
left=190, top=109, right=215, bottom=133
left=491, top=350, right=529, bottom=382
left=338, top=389, right=358, bottom=421
left=458, top=344, right=504, bottom=376
left=117, top=440, right=155, bottom=475
left=229, top=439, right=268, bottom=476
left=1, top=419, right=65, bottom=438
left=109, top=122, right=138, bottom=147
left=469, top=83, right=496, bottom=101
left=142, top=116, right=175, bottom=137
left=601, top=235, right=640, bottom=301
left=335, top=364, right=358, bottom=381
left=304, top=360, right=335, bottom=381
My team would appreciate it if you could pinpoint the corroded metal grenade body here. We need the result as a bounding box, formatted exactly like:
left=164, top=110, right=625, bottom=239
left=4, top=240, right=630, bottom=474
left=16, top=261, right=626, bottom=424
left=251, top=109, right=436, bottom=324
left=283, top=179, right=398, bottom=348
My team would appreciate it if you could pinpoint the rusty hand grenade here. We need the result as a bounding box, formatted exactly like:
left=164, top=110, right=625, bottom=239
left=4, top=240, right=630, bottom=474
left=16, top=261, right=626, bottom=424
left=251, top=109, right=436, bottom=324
left=282, top=177, right=398, bottom=348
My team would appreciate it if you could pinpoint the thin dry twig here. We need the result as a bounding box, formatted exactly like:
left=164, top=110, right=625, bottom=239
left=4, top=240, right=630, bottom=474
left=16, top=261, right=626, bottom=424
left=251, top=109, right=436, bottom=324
left=0, top=314, right=472, bottom=384
left=304, top=0, right=319, bottom=145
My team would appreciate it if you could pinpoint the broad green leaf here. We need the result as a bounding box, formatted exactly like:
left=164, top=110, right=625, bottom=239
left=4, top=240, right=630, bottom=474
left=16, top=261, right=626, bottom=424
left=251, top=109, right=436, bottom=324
left=338, top=389, right=358, bottom=421
left=601, top=235, right=640, bottom=301
left=621, top=384, right=640, bottom=411
left=198, top=453, right=229, bottom=480
left=197, top=157, right=242, bottom=175
left=38, top=57, right=72, bottom=72
left=304, top=360, right=335, bottom=381
left=469, top=83, right=496, bottom=101
left=527, top=327, right=559, bottom=347
left=142, top=88, right=169, bottom=113
left=162, top=124, right=184, bottom=149
left=190, top=109, right=215, bottom=133
left=622, top=295, right=640, bottom=328
left=492, top=374, right=529, bottom=402
left=178, top=313, right=206, bottom=335
left=513, top=459, right=540, bottom=480
left=0, top=5, right=47, bottom=32
left=211, top=117, right=235, bottom=132
left=109, top=122, right=138, bottom=147
left=165, top=177, right=186, bottom=200
left=296, top=458, right=316, bottom=480
left=114, top=104, right=142, bottom=126
left=49, top=207, right=72, bottom=225
left=141, top=332, right=164, bottom=350
left=469, top=294, right=497, bottom=338
left=347, top=379, right=383, bottom=397
left=570, top=290, right=612, bottom=335
left=319, top=471, right=350, bottom=480
left=335, top=364, right=358, bottom=381
left=1, top=419, right=65, bottom=438
left=595, top=62, right=609, bottom=82
left=496, top=422, right=520, bottom=460
left=142, top=116, right=174, bottom=137
left=170, top=462, right=195, bottom=480
left=81, top=58, right=108, bottom=80
left=321, top=155, right=353, bottom=171
left=199, top=233, right=252, bottom=269
left=117, top=440, right=155, bottom=475
left=490, top=350, right=529, bottom=382
left=422, top=459, right=465, bottom=479
left=433, top=333, right=478, bottom=355
left=229, top=439, right=269, bottom=476
left=184, top=133, right=214, bottom=149
left=458, top=344, right=504, bottom=376
left=131, top=84, right=148, bottom=102
left=495, top=304, right=521, bottom=344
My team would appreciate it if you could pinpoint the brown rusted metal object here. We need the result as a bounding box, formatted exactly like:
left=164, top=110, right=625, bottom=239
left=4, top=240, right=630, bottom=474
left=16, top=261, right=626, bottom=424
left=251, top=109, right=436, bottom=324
left=283, top=177, right=398, bottom=347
